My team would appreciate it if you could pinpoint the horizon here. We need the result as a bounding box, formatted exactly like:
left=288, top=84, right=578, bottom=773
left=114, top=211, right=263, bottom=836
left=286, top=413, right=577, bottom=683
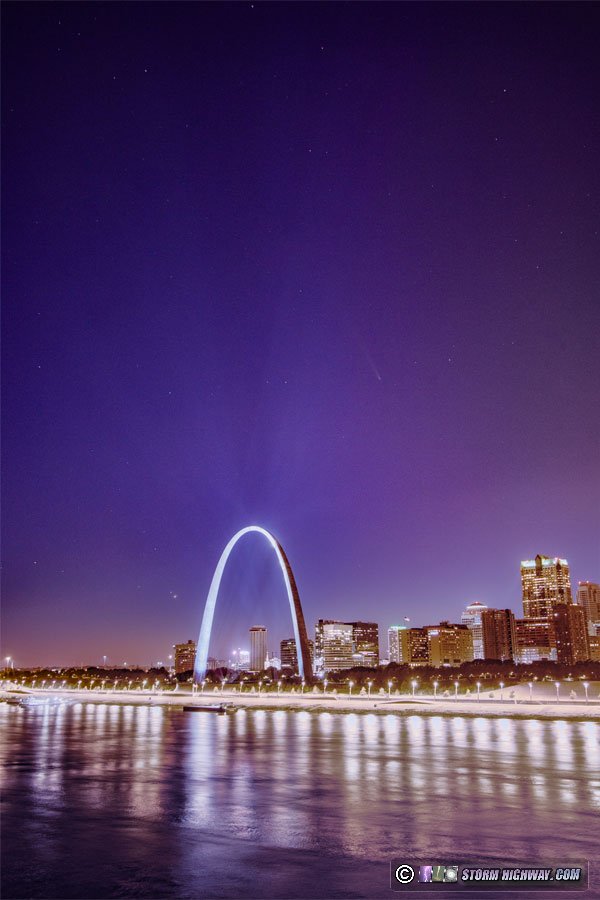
left=4, top=544, right=595, bottom=668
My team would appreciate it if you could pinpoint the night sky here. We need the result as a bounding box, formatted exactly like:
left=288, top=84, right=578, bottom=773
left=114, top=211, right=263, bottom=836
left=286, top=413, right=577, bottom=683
left=3, top=3, right=599, bottom=667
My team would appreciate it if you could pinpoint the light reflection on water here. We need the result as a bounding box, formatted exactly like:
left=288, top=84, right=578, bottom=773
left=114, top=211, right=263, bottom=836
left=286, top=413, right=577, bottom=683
left=1, top=705, right=598, bottom=899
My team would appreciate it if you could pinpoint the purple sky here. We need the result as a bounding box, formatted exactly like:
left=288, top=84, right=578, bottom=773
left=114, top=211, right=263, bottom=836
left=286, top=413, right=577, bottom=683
left=3, top=3, right=599, bottom=667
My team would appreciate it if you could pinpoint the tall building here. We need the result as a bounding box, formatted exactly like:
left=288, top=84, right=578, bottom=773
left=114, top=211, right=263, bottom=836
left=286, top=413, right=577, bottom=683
left=173, top=639, right=196, bottom=675
left=321, top=622, right=354, bottom=672
left=515, top=618, right=556, bottom=663
left=577, top=582, right=600, bottom=628
left=461, top=602, right=488, bottom=659
left=521, top=555, right=572, bottom=619
left=553, top=604, right=590, bottom=665
left=314, top=619, right=337, bottom=673
left=280, top=638, right=298, bottom=670
left=348, top=621, right=379, bottom=667
left=249, top=626, right=268, bottom=673
left=426, top=622, right=474, bottom=667
left=588, top=633, right=600, bottom=662
left=481, top=609, right=517, bottom=661
left=388, top=625, right=409, bottom=663
left=280, top=637, right=314, bottom=672
left=398, top=627, right=430, bottom=666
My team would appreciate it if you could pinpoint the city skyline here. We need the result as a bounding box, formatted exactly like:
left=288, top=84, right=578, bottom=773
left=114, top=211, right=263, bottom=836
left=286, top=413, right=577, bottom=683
left=3, top=3, right=599, bottom=667
left=4, top=547, right=597, bottom=668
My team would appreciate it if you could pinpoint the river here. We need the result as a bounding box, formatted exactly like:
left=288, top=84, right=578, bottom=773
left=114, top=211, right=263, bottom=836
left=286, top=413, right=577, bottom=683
left=1, top=703, right=598, bottom=898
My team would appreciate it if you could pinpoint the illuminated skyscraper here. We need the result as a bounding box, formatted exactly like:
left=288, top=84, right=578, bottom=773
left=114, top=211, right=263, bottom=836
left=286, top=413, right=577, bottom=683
left=249, top=626, right=268, bottom=672
left=280, top=637, right=314, bottom=672
left=481, top=609, right=517, bottom=661
left=388, top=625, right=409, bottom=663
left=280, top=637, right=298, bottom=670
left=577, top=582, right=600, bottom=628
left=173, top=639, right=196, bottom=675
left=461, top=602, right=488, bottom=659
left=553, top=604, right=589, bottom=665
left=398, top=627, right=429, bottom=666
left=348, top=621, right=379, bottom=667
left=321, top=622, right=354, bottom=671
left=588, top=634, right=600, bottom=661
left=521, top=555, right=572, bottom=619
left=314, top=619, right=337, bottom=673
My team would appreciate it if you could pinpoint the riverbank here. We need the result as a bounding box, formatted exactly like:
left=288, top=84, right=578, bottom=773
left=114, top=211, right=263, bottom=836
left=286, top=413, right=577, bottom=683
left=2, top=686, right=599, bottom=720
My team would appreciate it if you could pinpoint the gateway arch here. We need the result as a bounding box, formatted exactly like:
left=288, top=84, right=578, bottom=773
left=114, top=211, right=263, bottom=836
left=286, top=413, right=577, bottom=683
left=193, top=526, right=313, bottom=682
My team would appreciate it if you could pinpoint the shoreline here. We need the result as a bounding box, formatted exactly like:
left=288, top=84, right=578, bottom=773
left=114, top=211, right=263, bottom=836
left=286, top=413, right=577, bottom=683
left=2, top=688, right=599, bottom=721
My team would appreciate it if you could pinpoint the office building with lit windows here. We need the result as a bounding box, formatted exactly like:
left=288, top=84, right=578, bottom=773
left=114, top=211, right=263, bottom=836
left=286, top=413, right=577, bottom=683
left=388, top=625, right=409, bottom=663
left=249, top=626, right=268, bottom=672
left=577, top=581, right=600, bottom=628
left=173, top=639, right=196, bottom=675
left=398, top=627, right=430, bottom=666
left=521, top=555, right=572, bottom=619
left=426, top=622, right=473, bottom=667
left=553, top=603, right=590, bottom=665
left=348, top=621, right=379, bottom=667
left=280, top=637, right=314, bottom=672
left=321, top=622, right=354, bottom=671
left=481, top=608, right=517, bottom=661
left=461, top=601, right=488, bottom=659
left=515, top=618, right=556, bottom=663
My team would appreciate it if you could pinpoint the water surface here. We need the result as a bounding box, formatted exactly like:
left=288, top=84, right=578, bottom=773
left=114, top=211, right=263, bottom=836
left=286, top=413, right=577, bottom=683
left=1, top=704, right=598, bottom=898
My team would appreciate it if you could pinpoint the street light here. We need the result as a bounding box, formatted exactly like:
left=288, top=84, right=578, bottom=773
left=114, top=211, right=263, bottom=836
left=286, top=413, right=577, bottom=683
left=77, top=679, right=82, bottom=690
left=323, top=679, right=328, bottom=694
left=555, top=681, right=560, bottom=702
left=388, top=680, right=392, bottom=698
left=114, top=680, right=119, bottom=691
left=367, top=680, right=372, bottom=697
left=454, top=681, right=459, bottom=700
left=277, top=680, right=282, bottom=695
left=411, top=679, right=417, bottom=698
left=201, top=680, right=206, bottom=693
left=476, top=682, right=481, bottom=702
left=301, top=680, right=305, bottom=694
left=142, top=679, right=148, bottom=691
left=583, top=682, right=589, bottom=703
left=528, top=682, right=533, bottom=702
left=499, top=681, right=504, bottom=701
left=5, top=657, right=12, bottom=671
left=433, top=680, right=438, bottom=698
left=258, top=679, right=263, bottom=695
left=348, top=680, right=354, bottom=697
left=221, top=679, right=226, bottom=694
